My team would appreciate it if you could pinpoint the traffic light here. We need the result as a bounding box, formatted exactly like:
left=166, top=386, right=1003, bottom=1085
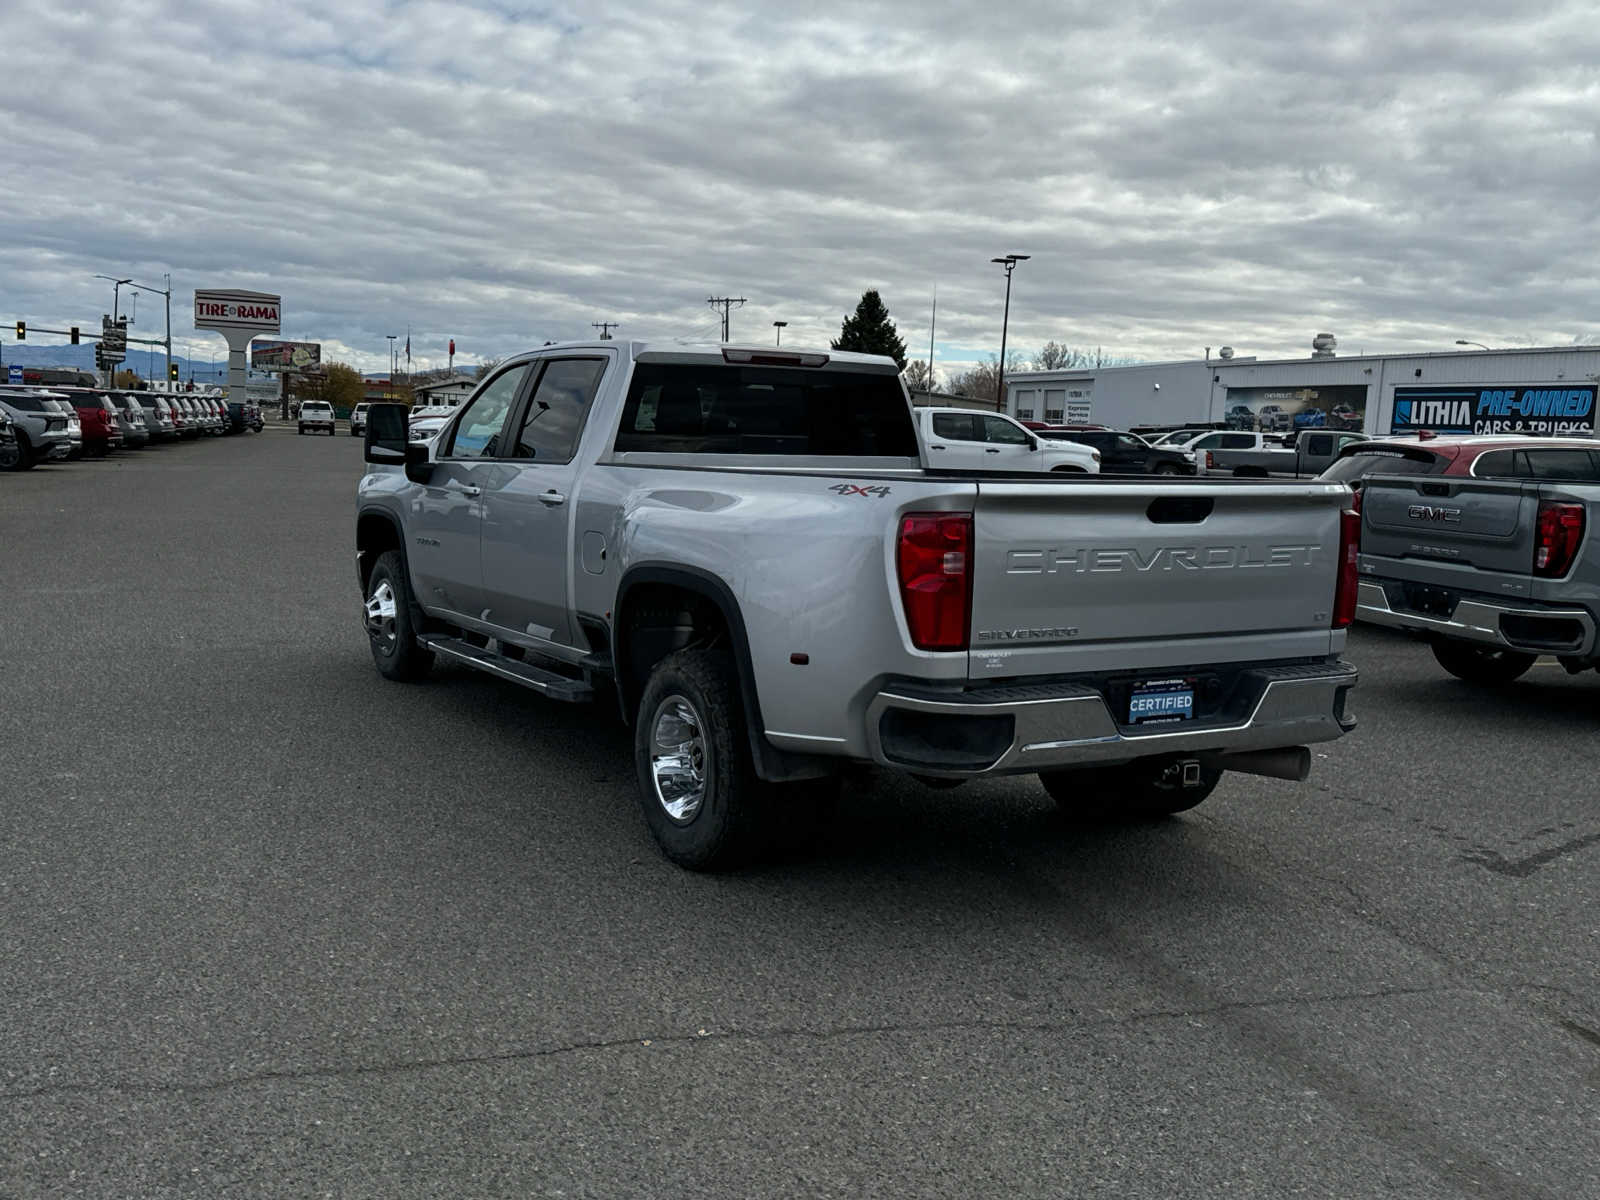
left=15, top=321, right=24, bottom=340
left=169, top=362, right=179, bottom=381
left=70, top=326, right=80, bottom=344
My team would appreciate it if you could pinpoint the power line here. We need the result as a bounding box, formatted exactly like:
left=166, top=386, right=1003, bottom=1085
left=591, top=321, right=618, bottom=340
left=706, top=296, right=747, bottom=342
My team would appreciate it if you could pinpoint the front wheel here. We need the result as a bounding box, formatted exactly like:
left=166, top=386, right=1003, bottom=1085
left=1431, top=640, right=1536, bottom=684
left=364, top=550, right=433, bottom=682
left=1153, top=463, right=1180, bottom=475
left=297, top=425, right=305, bottom=434
left=6, top=433, right=36, bottom=471
left=1039, top=759, right=1222, bottom=821
left=633, top=648, right=770, bottom=870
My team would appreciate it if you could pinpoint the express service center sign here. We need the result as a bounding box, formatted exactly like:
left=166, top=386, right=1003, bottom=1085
left=1390, top=384, right=1596, bottom=437
left=193, top=289, right=282, bottom=334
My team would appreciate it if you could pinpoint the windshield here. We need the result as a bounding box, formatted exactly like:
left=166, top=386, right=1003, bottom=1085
left=1320, top=447, right=1447, bottom=482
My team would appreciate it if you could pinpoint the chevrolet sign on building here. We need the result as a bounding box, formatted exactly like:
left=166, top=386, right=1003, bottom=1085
left=194, top=289, right=282, bottom=334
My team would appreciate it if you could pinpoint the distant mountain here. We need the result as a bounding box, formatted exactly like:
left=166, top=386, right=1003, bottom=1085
left=1, top=341, right=255, bottom=384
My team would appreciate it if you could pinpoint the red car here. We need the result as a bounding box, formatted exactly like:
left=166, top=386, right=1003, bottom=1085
left=53, top=388, right=125, bottom=456
left=1322, top=434, right=1600, bottom=501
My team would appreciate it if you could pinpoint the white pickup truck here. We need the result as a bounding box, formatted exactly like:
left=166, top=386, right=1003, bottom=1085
left=356, top=342, right=1359, bottom=869
left=916, top=407, right=1100, bottom=473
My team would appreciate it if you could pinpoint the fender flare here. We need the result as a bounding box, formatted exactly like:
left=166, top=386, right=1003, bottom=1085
left=614, top=564, right=827, bottom=782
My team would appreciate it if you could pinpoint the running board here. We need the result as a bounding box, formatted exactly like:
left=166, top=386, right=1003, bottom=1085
left=419, top=635, right=594, bottom=703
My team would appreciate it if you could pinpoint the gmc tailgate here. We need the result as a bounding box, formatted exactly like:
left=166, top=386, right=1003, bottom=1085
left=967, top=479, right=1351, bottom=679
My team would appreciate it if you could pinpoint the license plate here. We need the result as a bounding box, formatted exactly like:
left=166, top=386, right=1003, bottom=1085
left=1129, top=678, right=1194, bottom=725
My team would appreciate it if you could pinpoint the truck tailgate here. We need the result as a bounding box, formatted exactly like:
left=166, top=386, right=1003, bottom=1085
left=1360, top=475, right=1539, bottom=581
left=967, top=480, right=1347, bottom=680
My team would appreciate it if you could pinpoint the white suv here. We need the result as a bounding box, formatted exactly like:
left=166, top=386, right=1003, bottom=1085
left=298, top=401, right=335, bottom=435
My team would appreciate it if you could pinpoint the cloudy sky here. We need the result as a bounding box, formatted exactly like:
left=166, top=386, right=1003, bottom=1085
left=4, top=0, right=1598, bottom=379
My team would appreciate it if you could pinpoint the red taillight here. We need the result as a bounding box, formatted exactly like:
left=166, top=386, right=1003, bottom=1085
left=1534, top=501, right=1584, bottom=578
left=897, top=512, right=973, bottom=651
left=1332, top=507, right=1360, bottom=628
left=1205, top=451, right=1217, bottom=470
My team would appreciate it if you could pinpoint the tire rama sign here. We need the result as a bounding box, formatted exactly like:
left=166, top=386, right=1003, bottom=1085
left=193, top=289, right=281, bottom=334
left=1390, top=385, right=1596, bottom=437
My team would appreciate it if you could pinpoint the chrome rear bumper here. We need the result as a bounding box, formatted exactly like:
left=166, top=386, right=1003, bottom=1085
left=1356, top=580, right=1595, bottom=656
left=865, top=661, right=1358, bottom=778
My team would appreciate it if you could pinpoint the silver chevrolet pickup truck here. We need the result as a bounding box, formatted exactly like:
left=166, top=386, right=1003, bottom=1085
left=356, top=342, right=1360, bottom=869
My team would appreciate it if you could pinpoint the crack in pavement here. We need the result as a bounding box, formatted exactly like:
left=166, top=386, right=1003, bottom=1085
left=0, top=982, right=1460, bottom=1103
left=1461, top=830, right=1600, bottom=878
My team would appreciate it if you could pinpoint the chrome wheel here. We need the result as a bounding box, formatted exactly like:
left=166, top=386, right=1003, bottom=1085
left=365, top=579, right=398, bottom=648
left=648, top=694, right=709, bottom=824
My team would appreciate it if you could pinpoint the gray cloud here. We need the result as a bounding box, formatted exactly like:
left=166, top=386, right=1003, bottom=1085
left=3, top=0, right=1597, bottom=376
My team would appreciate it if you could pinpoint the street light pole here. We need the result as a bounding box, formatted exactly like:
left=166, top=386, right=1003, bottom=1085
left=386, top=336, right=397, bottom=400
left=773, top=321, right=787, bottom=346
left=126, top=274, right=174, bottom=384
left=1455, top=339, right=1491, bottom=351
left=990, top=254, right=1030, bottom=411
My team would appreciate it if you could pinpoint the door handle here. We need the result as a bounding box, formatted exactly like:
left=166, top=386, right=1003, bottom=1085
left=929, top=444, right=946, bottom=450
left=984, top=447, right=1000, bottom=453
left=539, top=489, right=567, bottom=506
left=457, top=484, right=482, bottom=497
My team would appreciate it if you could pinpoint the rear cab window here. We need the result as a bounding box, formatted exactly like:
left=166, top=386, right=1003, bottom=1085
left=615, top=364, right=917, bottom=457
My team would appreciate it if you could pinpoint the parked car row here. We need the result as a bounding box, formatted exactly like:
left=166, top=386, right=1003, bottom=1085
left=0, top=386, right=263, bottom=470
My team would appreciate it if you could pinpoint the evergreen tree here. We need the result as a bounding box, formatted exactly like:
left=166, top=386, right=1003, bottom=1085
left=832, top=289, right=907, bottom=369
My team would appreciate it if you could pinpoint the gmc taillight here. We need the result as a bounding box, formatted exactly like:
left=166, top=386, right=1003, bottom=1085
left=897, top=512, right=973, bottom=651
left=1205, top=451, right=1217, bottom=470
left=1534, top=501, right=1584, bottom=578
left=1332, top=508, right=1360, bottom=628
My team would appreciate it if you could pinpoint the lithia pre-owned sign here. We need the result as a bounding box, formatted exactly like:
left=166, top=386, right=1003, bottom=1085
left=193, top=289, right=281, bottom=333
left=1391, top=384, right=1596, bottom=436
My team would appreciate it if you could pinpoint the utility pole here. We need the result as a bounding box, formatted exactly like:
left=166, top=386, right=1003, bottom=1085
left=928, top=284, right=937, bottom=392
left=591, top=322, right=617, bottom=340
left=706, top=296, right=747, bottom=342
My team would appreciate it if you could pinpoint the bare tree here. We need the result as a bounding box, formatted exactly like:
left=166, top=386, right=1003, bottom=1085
left=902, top=359, right=936, bottom=392
left=475, top=357, right=503, bottom=380
left=945, top=353, right=1027, bottom=403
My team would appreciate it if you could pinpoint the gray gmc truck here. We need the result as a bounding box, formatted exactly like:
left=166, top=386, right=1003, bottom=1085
left=356, top=342, right=1360, bottom=868
left=1358, top=470, right=1599, bottom=682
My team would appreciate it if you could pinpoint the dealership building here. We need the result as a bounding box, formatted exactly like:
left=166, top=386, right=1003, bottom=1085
left=1003, top=339, right=1600, bottom=439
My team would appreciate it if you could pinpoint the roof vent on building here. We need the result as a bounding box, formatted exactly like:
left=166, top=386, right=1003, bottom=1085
left=1311, top=332, right=1338, bottom=358
left=1218, top=346, right=1235, bottom=360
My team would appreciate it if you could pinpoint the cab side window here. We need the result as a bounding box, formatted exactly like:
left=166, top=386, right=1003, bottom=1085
left=511, top=358, right=608, bottom=463
left=932, top=412, right=979, bottom=440
left=446, top=364, right=530, bottom=459
left=982, top=415, right=1031, bottom=445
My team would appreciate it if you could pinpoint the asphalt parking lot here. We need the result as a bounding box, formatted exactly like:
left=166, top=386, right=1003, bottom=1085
left=2, top=429, right=1597, bottom=1198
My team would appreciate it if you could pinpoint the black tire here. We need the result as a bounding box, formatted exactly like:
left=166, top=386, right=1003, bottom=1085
left=1431, top=640, right=1536, bottom=684
left=7, top=432, right=36, bottom=471
left=1, top=433, right=26, bottom=471
left=633, top=648, right=770, bottom=870
left=1051, top=465, right=1087, bottom=473
left=364, top=550, right=433, bottom=682
left=1153, top=463, right=1180, bottom=475
left=1039, top=759, right=1222, bottom=821
left=297, top=425, right=305, bottom=434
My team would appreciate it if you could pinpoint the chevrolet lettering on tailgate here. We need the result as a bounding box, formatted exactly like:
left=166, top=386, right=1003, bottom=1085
left=1005, top=543, right=1320, bottom=574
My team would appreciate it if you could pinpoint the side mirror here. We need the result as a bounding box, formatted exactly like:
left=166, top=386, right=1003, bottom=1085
left=364, top=403, right=408, bottom=465
left=1028, top=437, right=1038, bottom=451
